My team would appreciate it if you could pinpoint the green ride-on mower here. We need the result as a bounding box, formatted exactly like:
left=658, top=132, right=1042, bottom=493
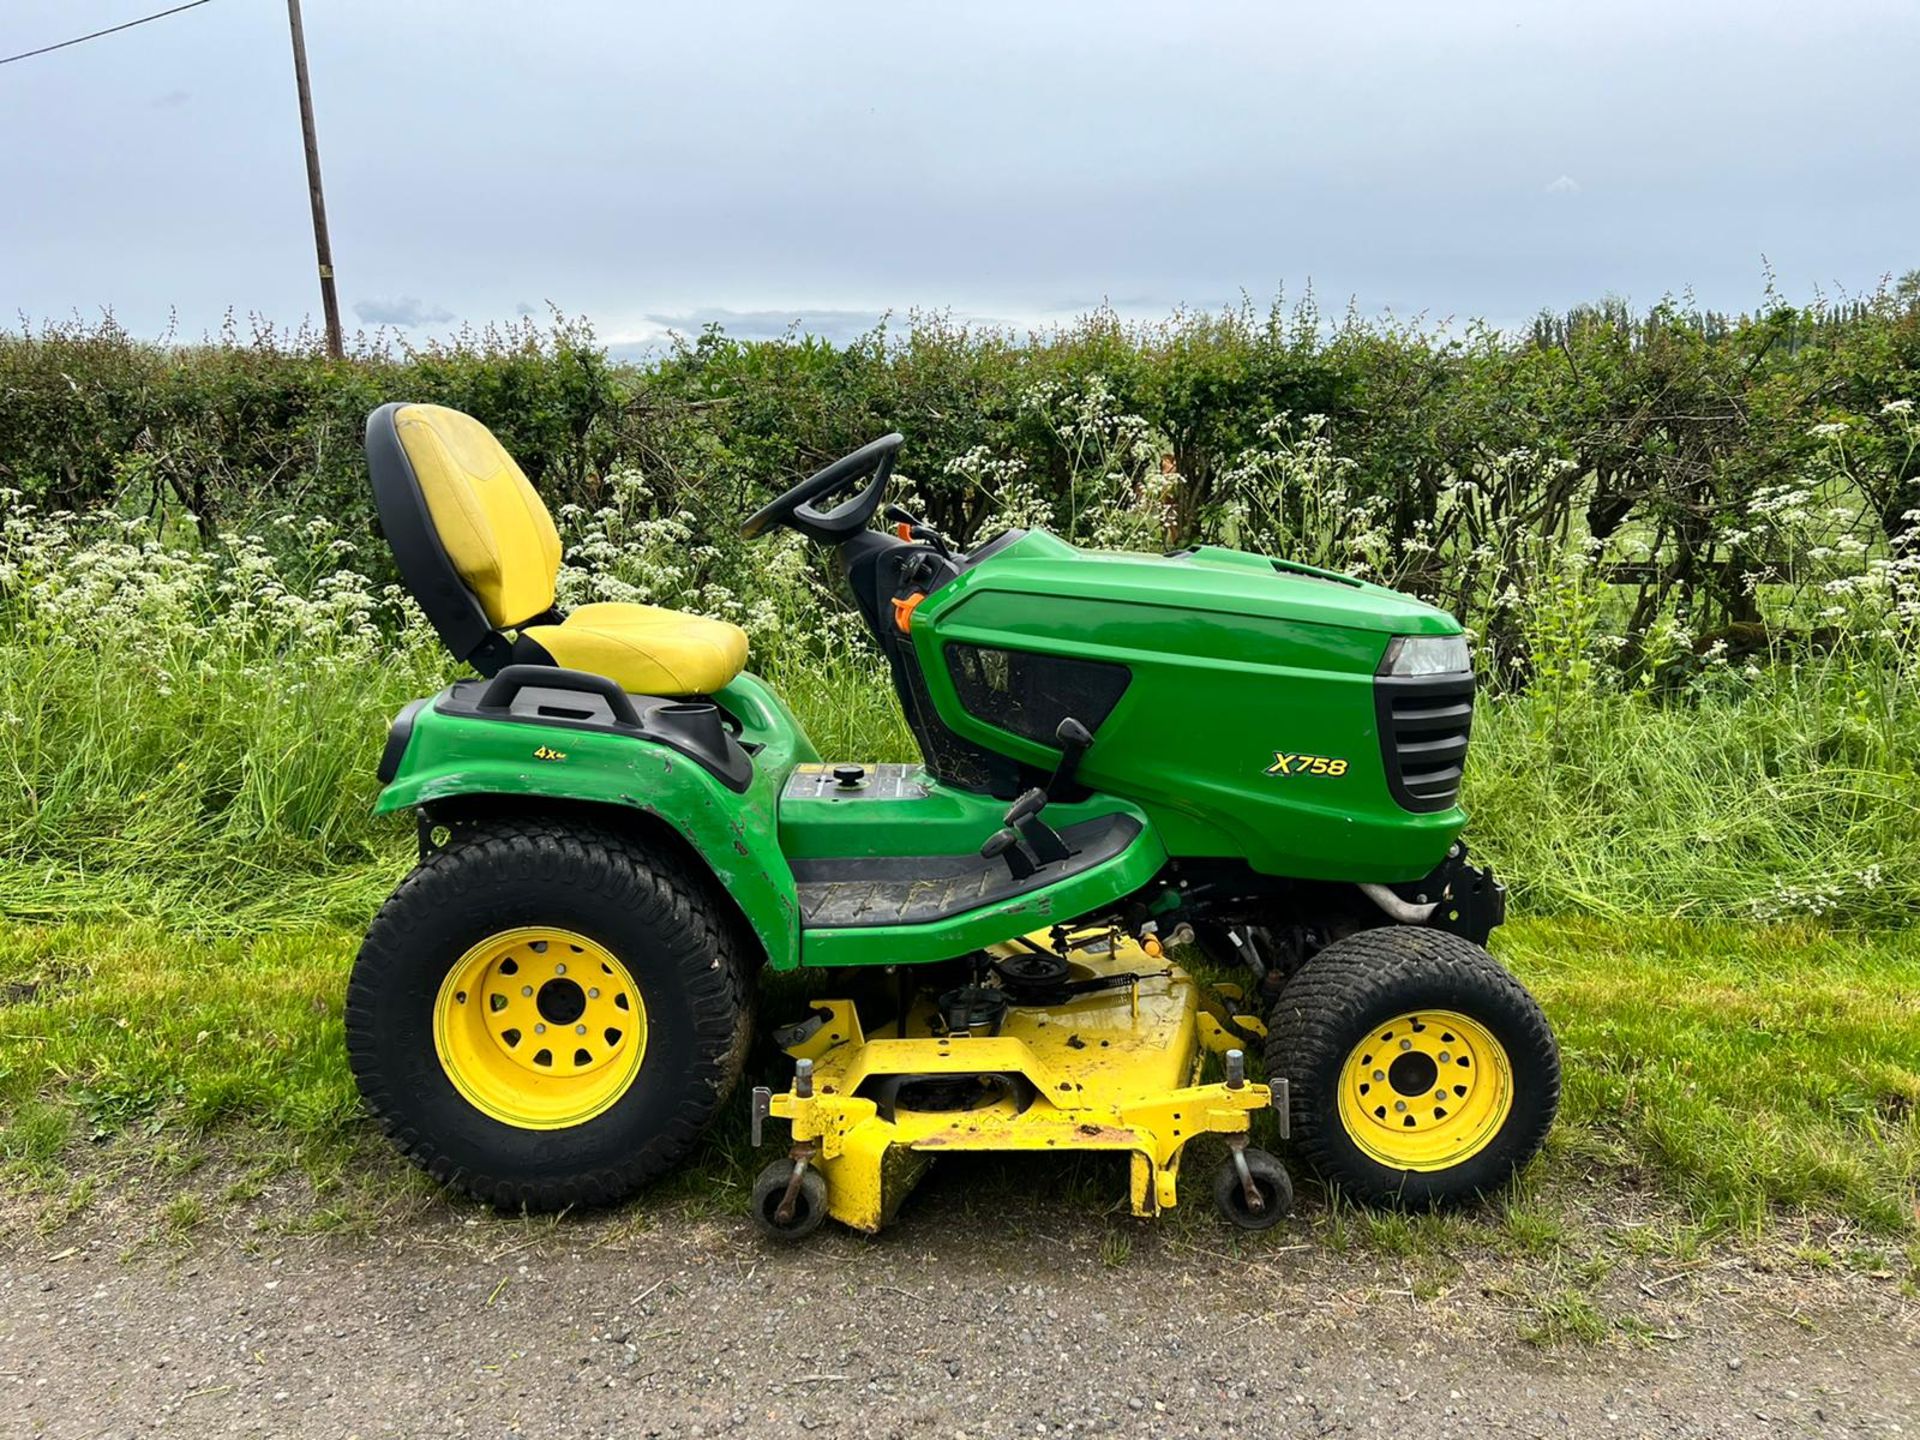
left=346, top=402, right=1559, bottom=1239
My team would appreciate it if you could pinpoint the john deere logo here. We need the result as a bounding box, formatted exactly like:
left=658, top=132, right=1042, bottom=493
left=1266, top=752, right=1347, bottom=778
left=532, top=745, right=568, bottom=762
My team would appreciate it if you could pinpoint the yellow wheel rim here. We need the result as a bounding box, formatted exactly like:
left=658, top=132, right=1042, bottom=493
left=433, top=927, right=648, bottom=1130
left=1336, top=1009, right=1513, bottom=1171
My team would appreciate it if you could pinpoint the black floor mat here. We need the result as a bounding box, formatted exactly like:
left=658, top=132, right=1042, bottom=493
left=792, top=814, right=1143, bottom=929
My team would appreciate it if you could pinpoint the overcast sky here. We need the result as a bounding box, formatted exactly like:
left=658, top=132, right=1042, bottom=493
left=2, top=0, right=1915, bottom=352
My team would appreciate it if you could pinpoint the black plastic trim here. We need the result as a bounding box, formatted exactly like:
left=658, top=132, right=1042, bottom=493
left=1374, top=672, right=1475, bottom=813
left=892, top=633, right=1021, bottom=797
left=1270, top=556, right=1364, bottom=588
left=839, top=531, right=1021, bottom=797
left=376, top=698, right=427, bottom=784
left=433, top=667, right=755, bottom=793
left=365, top=402, right=513, bottom=674
left=478, top=663, right=643, bottom=728
left=792, top=814, right=1143, bottom=928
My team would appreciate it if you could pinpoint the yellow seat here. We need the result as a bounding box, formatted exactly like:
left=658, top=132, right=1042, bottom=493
left=517, top=603, right=750, bottom=698
left=372, top=402, right=748, bottom=697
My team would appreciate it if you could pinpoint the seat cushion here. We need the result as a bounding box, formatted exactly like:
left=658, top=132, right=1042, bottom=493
left=391, top=403, right=562, bottom=629
left=516, top=602, right=749, bottom=697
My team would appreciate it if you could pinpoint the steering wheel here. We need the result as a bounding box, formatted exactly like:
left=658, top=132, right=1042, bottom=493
left=740, top=433, right=906, bottom=543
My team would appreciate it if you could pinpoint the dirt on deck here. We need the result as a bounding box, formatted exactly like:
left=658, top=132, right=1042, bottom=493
left=2, top=1171, right=1915, bottom=1439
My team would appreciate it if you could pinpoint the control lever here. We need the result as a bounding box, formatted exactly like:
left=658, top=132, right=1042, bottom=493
left=884, top=505, right=953, bottom=556
left=1004, top=788, right=1047, bottom=824
left=1004, top=786, right=1071, bottom=864
left=980, top=826, right=1037, bottom=881
left=1048, top=717, right=1094, bottom=795
left=979, top=718, right=1096, bottom=882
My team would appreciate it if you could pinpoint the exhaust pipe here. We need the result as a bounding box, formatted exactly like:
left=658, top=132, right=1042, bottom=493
left=1357, top=882, right=1438, bottom=925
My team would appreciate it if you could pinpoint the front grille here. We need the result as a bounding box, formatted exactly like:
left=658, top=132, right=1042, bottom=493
left=1375, top=674, right=1474, bottom=812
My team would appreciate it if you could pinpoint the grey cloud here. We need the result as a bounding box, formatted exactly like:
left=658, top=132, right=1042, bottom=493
left=353, top=296, right=457, bottom=328
left=640, top=308, right=887, bottom=344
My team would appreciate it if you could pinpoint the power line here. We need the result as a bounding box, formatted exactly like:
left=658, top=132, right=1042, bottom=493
left=0, top=0, right=214, bottom=68
left=3, top=0, right=343, bottom=359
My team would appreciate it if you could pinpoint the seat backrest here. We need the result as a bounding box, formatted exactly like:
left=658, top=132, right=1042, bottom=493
left=366, top=402, right=562, bottom=670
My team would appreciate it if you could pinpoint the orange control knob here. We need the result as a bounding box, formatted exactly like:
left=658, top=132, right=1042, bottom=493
left=891, top=592, right=926, bottom=633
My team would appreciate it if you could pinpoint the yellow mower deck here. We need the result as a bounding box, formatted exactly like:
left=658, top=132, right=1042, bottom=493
left=760, top=932, right=1279, bottom=1233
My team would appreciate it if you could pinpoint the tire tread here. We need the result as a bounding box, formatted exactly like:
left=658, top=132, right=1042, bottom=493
left=345, top=813, right=752, bottom=1211
left=1263, top=926, right=1558, bottom=1207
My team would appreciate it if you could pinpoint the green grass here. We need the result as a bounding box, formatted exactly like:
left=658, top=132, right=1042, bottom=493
left=1, top=916, right=1913, bottom=1238
left=0, top=624, right=919, bottom=932
left=0, top=627, right=443, bottom=930
left=1468, top=657, right=1920, bottom=928
left=757, top=644, right=916, bottom=764
left=7, top=623, right=1919, bottom=932
left=1517, top=1287, right=1615, bottom=1346
left=1510, top=917, right=1920, bottom=1233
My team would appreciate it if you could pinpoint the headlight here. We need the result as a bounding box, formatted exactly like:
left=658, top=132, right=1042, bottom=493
left=1378, top=634, right=1470, bottom=677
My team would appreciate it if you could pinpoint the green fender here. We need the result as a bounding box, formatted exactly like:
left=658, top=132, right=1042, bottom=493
left=373, top=673, right=816, bottom=970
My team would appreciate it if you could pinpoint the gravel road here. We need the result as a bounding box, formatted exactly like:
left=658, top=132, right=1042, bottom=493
left=4, top=1174, right=1915, bottom=1439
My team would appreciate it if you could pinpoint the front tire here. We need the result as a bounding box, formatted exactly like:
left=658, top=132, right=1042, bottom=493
left=346, top=814, right=753, bottom=1210
left=1265, top=927, right=1557, bottom=1208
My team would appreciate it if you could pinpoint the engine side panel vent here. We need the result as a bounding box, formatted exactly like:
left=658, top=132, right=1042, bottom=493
left=944, top=644, right=1131, bottom=747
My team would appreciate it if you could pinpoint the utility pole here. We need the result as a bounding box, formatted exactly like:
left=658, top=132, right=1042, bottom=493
left=285, top=0, right=343, bottom=358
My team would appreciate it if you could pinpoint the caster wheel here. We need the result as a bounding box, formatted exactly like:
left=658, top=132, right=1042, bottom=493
left=750, top=1161, right=829, bottom=1242
left=1213, top=1145, right=1294, bottom=1230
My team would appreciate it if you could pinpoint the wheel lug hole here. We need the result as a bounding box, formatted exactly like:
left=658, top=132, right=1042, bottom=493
left=588, top=988, right=600, bottom=1000
left=521, top=986, right=532, bottom=997
left=1399, top=1039, right=1411, bottom=1051
left=555, top=963, right=567, bottom=975
left=1372, top=1070, right=1385, bottom=1082
left=535, top=1024, right=546, bottom=1034
left=575, top=1024, right=587, bottom=1035
left=1394, top=1100, right=1407, bottom=1112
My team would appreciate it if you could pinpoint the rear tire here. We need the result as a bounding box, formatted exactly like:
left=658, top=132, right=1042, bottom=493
left=346, top=813, right=753, bottom=1210
left=1265, top=926, right=1557, bottom=1208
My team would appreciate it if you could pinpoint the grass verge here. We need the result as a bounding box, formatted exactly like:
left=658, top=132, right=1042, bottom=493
left=1, top=915, right=1913, bottom=1242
